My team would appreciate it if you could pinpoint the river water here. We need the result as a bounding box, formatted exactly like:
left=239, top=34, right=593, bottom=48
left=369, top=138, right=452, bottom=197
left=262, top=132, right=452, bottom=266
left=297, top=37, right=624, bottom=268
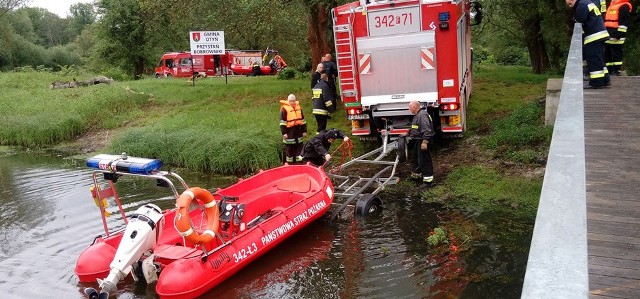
left=0, top=152, right=530, bottom=298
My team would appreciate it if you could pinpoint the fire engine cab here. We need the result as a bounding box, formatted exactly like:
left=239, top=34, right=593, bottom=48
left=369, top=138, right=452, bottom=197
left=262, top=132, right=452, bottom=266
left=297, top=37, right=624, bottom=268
left=332, top=0, right=482, bottom=138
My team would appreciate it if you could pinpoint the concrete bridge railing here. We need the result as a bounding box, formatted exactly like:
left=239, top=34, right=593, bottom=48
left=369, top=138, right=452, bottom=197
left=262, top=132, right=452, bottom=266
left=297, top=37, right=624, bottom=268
left=521, top=24, right=588, bottom=298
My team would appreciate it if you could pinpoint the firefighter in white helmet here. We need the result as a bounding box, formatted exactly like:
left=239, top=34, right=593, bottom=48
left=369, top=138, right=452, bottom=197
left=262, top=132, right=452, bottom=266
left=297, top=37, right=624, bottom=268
left=280, top=94, right=307, bottom=163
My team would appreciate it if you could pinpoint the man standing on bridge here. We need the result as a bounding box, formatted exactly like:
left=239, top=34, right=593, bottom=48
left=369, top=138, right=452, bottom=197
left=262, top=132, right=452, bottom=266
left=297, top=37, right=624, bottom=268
left=567, top=0, right=611, bottom=88
left=604, top=0, right=633, bottom=76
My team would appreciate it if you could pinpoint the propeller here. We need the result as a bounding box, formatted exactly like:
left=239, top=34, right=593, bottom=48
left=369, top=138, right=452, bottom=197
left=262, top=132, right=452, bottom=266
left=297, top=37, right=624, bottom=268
left=84, top=287, right=109, bottom=299
left=84, top=288, right=98, bottom=299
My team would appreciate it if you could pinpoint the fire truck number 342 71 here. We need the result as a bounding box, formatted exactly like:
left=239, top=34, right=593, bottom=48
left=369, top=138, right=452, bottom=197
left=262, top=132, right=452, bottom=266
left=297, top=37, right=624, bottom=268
left=373, top=13, right=414, bottom=28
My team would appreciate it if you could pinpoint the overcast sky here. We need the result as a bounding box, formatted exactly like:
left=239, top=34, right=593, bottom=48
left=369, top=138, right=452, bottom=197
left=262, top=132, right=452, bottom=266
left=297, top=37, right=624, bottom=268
left=28, top=0, right=94, bottom=17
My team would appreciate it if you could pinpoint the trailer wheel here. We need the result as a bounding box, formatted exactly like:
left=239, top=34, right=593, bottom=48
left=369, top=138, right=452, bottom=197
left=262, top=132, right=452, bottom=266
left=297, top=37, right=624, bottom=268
left=397, top=136, right=408, bottom=163
left=355, top=193, right=383, bottom=216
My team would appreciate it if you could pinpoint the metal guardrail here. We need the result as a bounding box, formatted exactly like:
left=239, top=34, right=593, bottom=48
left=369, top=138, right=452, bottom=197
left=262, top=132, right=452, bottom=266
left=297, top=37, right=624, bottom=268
left=521, top=24, right=588, bottom=298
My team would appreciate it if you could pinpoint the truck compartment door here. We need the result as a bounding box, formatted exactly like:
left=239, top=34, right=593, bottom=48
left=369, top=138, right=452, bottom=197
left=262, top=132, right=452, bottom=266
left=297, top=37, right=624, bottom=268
left=356, top=30, right=437, bottom=106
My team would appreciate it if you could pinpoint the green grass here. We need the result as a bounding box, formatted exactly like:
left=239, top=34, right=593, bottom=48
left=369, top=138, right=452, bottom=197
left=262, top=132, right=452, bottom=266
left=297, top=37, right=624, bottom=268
left=0, top=71, right=149, bottom=147
left=1, top=64, right=552, bottom=175
left=410, top=64, right=552, bottom=220
left=424, top=165, right=542, bottom=220
left=105, top=76, right=353, bottom=173
left=481, top=101, right=553, bottom=163
left=468, top=64, right=554, bottom=133
left=0, top=70, right=355, bottom=173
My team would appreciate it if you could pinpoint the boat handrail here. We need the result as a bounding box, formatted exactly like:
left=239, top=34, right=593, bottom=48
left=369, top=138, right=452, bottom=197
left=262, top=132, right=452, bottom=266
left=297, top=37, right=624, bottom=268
left=91, top=169, right=189, bottom=237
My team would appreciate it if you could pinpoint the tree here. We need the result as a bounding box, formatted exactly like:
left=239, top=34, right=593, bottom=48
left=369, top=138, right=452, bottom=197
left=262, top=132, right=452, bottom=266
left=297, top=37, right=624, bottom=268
left=95, top=0, right=148, bottom=78
left=20, top=7, right=71, bottom=46
left=474, top=0, right=572, bottom=73
left=0, top=0, right=26, bottom=18
left=305, top=1, right=336, bottom=68
left=68, top=2, right=96, bottom=37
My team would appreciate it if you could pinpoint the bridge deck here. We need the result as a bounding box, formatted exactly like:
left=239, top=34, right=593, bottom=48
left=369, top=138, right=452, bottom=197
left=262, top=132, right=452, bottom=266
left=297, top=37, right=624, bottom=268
left=585, top=76, right=640, bottom=298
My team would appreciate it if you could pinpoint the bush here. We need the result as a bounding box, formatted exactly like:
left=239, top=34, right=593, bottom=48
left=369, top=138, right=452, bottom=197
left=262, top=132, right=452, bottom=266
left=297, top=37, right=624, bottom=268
left=295, top=56, right=312, bottom=73
left=473, top=46, right=495, bottom=64
left=481, top=100, right=552, bottom=163
left=494, top=45, right=529, bottom=66
left=99, top=67, right=131, bottom=81
left=276, top=68, right=298, bottom=80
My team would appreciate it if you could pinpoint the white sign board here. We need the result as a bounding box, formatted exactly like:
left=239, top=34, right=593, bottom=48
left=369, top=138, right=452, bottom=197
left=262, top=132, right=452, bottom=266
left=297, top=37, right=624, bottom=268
left=367, top=6, right=421, bottom=37
left=190, top=31, right=225, bottom=55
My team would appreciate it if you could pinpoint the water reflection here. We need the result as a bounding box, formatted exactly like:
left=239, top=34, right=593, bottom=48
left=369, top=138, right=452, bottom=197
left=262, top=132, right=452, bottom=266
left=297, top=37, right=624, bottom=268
left=0, top=153, right=529, bottom=298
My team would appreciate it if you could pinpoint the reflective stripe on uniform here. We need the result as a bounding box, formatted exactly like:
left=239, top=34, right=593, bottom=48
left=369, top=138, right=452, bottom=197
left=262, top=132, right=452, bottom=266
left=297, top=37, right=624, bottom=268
left=590, top=69, right=606, bottom=79
left=313, top=109, right=329, bottom=115
left=584, top=30, right=609, bottom=44
left=605, top=39, right=625, bottom=45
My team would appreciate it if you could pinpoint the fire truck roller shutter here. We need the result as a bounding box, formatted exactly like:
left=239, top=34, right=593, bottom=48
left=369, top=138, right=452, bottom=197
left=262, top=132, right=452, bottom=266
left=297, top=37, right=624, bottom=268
left=356, top=31, right=438, bottom=108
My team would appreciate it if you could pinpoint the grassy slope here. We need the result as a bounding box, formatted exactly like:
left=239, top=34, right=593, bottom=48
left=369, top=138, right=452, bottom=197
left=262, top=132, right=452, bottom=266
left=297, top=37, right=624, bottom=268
left=0, top=72, right=352, bottom=173
left=0, top=71, right=148, bottom=147
left=0, top=65, right=552, bottom=181
left=420, top=64, right=554, bottom=222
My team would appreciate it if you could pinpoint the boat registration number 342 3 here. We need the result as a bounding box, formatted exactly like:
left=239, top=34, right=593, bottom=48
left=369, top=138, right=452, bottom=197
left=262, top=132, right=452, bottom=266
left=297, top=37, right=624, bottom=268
left=233, top=242, right=258, bottom=263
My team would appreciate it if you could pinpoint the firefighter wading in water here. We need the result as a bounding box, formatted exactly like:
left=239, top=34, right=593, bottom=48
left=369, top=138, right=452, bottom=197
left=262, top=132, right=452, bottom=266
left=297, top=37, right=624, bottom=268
left=407, top=100, right=435, bottom=184
left=280, top=94, right=307, bottom=163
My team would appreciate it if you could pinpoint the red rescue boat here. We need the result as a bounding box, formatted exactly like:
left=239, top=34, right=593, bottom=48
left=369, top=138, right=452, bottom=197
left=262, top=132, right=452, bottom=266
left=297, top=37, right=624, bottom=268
left=75, top=154, right=334, bottom=299
left=229, top=63, right=278, bottom=76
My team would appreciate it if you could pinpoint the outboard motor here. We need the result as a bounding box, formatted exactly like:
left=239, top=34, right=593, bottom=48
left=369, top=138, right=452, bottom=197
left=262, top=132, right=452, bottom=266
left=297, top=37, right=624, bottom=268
left=91, top=204, right=164, bottom=297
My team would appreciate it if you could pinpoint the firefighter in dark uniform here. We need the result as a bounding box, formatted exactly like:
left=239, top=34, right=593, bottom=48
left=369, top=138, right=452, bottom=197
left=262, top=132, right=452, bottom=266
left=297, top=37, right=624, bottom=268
left=407, top=101, right=435, bottom=184
left=301, top=128, right=348, bottom=167
left=280, top=94, right=307, bottom=163
left=322, top=54, right=339, bottom=102
left=251, top=60, right=261, bottom=76
left=312, top=73, right=335, bottom=134
left=604, top=0, right=632, bottom=76
left=568, top=0, right=610, bottom=88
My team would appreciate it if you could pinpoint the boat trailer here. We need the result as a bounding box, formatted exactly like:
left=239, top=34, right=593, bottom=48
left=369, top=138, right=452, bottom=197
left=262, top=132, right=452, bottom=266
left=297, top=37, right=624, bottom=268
left=326, top=135, right=407, bottom=221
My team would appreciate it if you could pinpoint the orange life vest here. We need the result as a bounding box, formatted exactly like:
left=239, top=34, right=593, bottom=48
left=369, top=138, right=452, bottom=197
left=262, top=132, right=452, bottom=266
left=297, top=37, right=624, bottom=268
left=604, top=0, right=632, bottom=29
left=280, top=100, right=304, bottom=127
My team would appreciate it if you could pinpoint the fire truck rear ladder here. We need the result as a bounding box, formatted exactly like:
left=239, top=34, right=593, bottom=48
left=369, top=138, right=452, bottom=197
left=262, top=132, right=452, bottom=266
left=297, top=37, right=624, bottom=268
left=328, top=133, right=406, bottom=221
left=333, top=14, right=357, bottom=98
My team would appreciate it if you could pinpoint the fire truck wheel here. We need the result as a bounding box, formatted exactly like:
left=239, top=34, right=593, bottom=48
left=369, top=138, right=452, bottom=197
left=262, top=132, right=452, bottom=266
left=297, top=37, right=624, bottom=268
left=355, top=194, right=383, bottom=217
left=397, top=136, right=408, bottom=163
left=154, top=73, right=161, bottom=78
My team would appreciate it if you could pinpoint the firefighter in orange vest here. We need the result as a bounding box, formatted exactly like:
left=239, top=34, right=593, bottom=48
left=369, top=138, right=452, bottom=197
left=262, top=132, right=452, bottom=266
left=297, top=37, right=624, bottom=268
left=274, top=52, right=287, bottom=70
left=604, top=0, right=632, bottom=76
left=280, top=94, right=307, bottom=163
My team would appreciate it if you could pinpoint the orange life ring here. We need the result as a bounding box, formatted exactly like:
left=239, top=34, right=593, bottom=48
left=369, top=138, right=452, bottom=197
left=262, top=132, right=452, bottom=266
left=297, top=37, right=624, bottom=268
left=174, top=187, right=220, bottom=245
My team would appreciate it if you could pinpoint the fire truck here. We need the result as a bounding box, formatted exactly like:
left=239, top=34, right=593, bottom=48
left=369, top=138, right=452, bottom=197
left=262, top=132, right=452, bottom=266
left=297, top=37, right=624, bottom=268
left=332, top=0, right=482, bottom=138
left=154, top=50, right=282, bottom=78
